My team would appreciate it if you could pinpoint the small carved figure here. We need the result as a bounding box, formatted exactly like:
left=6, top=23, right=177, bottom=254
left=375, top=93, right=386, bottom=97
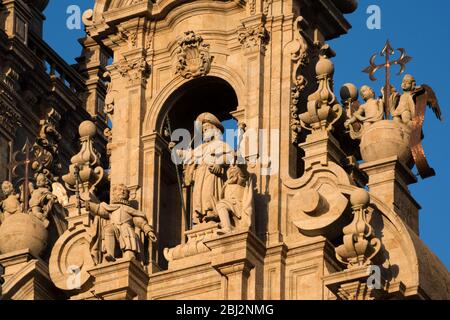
left=0, top=181, right=21, bottom=223
left=85, top=184, right=157, bottom=264
left=345, top=85, right=383, bottom=132
left=208, top=165, right=254, bottom=235
left=29, top=173, right=57, bottom=228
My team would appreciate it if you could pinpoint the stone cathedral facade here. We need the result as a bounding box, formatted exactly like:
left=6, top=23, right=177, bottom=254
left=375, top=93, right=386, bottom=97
left=0, top=0, right=449, bottom=300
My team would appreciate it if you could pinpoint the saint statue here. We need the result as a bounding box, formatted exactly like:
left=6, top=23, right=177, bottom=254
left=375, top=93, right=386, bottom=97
left=84, top=184, right=157, bottom=264
left=170, top=112, right=235, bottom=225
left=345, top=85, right=384, bottom=132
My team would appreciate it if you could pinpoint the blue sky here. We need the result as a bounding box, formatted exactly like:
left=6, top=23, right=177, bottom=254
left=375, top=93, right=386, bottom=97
left=44, top=1, right=450, bottom=268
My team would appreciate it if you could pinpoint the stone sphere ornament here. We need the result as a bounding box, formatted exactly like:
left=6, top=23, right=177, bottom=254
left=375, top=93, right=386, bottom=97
left=0, top=213, right=48, bottom=257
left=315, top=57, right=335, bottom=77
left=78, top=120, right=97, bottom=138
left=340, top=83, right=359, bottom=102
left=350, top=188, right=370, bottom=207
left=360, top=120, right=413, bottom=167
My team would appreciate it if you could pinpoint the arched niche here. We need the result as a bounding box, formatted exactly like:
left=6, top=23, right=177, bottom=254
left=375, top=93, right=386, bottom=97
left=152, top=76, right=238, bottom=270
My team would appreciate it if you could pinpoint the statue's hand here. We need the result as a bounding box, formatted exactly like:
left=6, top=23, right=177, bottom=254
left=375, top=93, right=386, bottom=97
left=344, top=120, right=351, bottom=129
left=208, top=164, right=222, bottom=175
left=84, top=201, right=90, bottom=212
left=168, top=142, right=177, bottom=150
left=143, top=224, right=157, bottom=242
left=147, top=231, right=157, bottom=243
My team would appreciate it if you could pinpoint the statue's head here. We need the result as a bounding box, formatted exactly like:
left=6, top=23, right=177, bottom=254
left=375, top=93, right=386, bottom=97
left=195, top=112, right=224, bottom=142
left=360, top=85, right=375, bottom=101
left=1, top=181, right=14, bottom=196
left=111, top=184, right=130, bottom=204
left=35, top=173, right=47, bottom=188
left=401, top=74, right=416, bottom=91
left=226, top=165, right=248, bottom=186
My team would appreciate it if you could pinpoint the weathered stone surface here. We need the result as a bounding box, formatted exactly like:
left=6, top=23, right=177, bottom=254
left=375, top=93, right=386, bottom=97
left=0, top=0, right=448, bottom=301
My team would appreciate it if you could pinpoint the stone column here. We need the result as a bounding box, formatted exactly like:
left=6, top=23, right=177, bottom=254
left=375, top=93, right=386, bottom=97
left=360, top=156, right=420, bottom=234
left=263, top=243, right=287, bottom=300
left=76, top=36, right=109, bottom=119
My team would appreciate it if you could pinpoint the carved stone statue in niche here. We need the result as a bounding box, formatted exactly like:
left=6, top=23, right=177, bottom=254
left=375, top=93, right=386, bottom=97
left=170, top=112, right=234, bottom=226
left=84, top=184, right=157, bottom=264
left=205, top=164, right=254, bottom=235
left=29, top=173, right=58, bottom=228
left=344, top=85, right=383, bottom=133
left=0, top=181, right=21, bottom=223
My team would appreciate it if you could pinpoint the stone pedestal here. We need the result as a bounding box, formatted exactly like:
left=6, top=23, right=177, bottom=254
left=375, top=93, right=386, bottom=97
left=360, top=156, right=421, bottom=234
left=164, top=222, right=219, bottom=270
left=300, top=131, right=347, bottom=170
left=205, top=230, right=265, bottom=300
left=323, top=265, right=389, bottom=300
left=73, top=258, right=149, bottom=300
left=0, top=249, right=61, bottom=300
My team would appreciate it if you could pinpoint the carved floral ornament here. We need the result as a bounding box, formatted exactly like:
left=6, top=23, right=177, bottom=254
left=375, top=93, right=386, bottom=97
left=111, top=56, right=151, bottom=85
left=175, top=31, right=213, bottom=79
left=237, top=23, right=270, bottom=51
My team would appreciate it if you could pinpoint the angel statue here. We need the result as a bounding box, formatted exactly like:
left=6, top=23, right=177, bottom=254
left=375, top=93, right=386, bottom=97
left=84, top=184, right=158, bottom=264
left=391, top=74, right=442, bottom=129
left=390, top=74, right=443, bottom=178
left=344, top=85, right=384, bottom=137
left=0, top=181, right=21, bottom=224
left=204, top=165, right=255, bottom=235
left=29, top=173, right=58, bottom=228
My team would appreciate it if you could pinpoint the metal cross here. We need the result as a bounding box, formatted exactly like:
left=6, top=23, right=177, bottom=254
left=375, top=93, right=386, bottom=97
left=363, top=40, right=412, bottom=117
left=7, top=139, right=46, bottom=213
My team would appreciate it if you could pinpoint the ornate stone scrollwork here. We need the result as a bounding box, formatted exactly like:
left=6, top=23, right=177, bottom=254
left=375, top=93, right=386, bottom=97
left=287, top=17, right=310, bottom=144
left=33, top=108, right=62, bottom=182
left=291, top=184, right=349, bottom=238
left=175, top=31, right=212, bottom=79
left=335, top=189, right=381, bottom=268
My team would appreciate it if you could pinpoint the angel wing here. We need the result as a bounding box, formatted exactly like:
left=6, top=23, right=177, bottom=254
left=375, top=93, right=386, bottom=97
left=421, top=84, right=443, bottom=121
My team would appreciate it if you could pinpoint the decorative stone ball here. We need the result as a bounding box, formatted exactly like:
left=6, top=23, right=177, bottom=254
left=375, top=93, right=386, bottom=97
left=78, top=120, right=97, bottom=138
left=332, top=0, right=359, bottom=14
left=316, top=57, right=334, bottom=77
left=350, top=188, right=370, bottom=207
left=0, top=213, right=48, bottom=258
left=340, top=83, right=359, bottom=102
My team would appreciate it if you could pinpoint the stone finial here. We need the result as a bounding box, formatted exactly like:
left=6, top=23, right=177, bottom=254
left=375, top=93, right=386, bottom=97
left=335, top=189, right=381, bottom=268
left=299, top=53, right=343, bottom=132
left=62, top=121, right=104, bottom=194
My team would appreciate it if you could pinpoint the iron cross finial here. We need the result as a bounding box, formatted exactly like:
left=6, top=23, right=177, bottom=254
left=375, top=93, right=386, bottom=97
left=7, top=139, right=47, bottom=213
left=363, top=40, right=413, bottom=117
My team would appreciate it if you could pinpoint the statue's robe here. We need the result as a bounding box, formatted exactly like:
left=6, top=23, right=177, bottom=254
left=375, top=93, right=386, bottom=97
left=216, top=178, right=254, bottom=230
left=179, top=138, right=234, bottom=223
